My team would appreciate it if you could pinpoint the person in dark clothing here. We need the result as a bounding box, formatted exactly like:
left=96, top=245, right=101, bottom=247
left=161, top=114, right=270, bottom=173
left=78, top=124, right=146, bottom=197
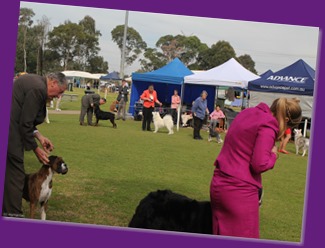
left=79, top=93, right=106, bottom=126
left=192, top=91, right=209, bottom=140
left=2, top=72, right=68, bottom=218
left=116, top=79, right=129, bottom=121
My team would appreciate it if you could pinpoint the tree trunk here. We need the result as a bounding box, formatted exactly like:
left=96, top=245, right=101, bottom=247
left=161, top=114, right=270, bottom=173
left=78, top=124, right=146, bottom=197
left=64, top=55, right=68, bottom=71
left=23, top=27, right=27, bottom=72
left=36, top=46, right=43, bottom=75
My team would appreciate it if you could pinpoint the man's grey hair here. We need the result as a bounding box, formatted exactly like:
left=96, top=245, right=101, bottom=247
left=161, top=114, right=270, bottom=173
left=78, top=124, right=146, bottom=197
left=201, top=90, right=208, bottom=96
left=47, top=72, right=68, bottom=86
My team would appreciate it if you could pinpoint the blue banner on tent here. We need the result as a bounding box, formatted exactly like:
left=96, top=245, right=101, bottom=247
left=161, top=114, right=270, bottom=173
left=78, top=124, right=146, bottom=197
left=248, top=59, right=315, bottom=96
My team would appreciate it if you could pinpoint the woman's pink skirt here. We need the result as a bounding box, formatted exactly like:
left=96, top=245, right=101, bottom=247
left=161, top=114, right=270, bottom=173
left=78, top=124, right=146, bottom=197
left=210, top=169, right=260, bottom=238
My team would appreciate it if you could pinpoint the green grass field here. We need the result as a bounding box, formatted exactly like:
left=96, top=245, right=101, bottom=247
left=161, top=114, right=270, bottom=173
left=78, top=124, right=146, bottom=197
left=21, top=87, right=309, bottom=242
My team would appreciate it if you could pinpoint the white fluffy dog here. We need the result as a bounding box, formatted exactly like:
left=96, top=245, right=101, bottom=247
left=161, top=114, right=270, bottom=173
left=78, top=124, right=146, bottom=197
left=152, top=112, right=174, bottom=135
left=181, top=113, right=193, bottom=127
left=293, top=128, right=310, bottom=157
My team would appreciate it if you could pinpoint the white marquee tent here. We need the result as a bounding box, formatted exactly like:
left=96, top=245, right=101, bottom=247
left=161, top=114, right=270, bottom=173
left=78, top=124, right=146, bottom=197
left=184, top=58, right=260, bottom=88
left=61, top=70, right=101, bottom=79
left=62, top=71, right=107, bottom=90
left=183, top=58, right=260, bottom=111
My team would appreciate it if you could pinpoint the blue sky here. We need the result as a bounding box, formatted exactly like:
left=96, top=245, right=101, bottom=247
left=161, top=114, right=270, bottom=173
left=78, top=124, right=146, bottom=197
left=20, top=1, right=319, bottom=76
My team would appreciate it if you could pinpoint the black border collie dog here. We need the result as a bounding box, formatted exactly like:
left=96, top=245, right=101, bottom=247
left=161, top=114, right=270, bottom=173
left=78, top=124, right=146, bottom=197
left=128, top=190, right=212, bottom=234
left=93, top=104, right=117, bottom=128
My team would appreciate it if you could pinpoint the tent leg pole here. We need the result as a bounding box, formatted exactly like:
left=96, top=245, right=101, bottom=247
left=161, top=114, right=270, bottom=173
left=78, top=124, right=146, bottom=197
left=303, top=119, right=308, bottom=137
left=241, top=89, right=244, bottom=109
left=216, top=86, right=219, bottom=106
left=178, top=84, right=185, bottom=132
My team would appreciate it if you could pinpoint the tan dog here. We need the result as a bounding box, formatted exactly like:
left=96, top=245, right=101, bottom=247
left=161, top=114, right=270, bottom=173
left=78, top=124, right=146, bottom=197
left=110, top=100, right=119, bottom=112
left=22, top=156, right=68, bottom=220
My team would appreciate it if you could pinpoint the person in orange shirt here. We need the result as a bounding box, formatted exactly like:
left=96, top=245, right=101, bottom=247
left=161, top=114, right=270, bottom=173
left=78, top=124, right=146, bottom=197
left=140, top=85, right=162, bottom=131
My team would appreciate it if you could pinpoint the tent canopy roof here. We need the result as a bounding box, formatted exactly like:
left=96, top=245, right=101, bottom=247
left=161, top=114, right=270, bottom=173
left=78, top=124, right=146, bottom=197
left=132, top=58, right=193, bottom=85
left=61, top=70, right=100, bottom=79
left=248, top=59, right=315, bottom=96
left=259, top=69, right=274, bottom=78
left=100, top=71, right=121, bottom=80
left=184, top=58, right=260, bottom=88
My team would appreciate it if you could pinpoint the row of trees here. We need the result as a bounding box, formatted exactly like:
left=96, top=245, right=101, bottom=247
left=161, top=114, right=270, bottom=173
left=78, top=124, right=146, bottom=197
left=15, top=8, right=108, bottom=75
left=16, top=7, right=257, bottom=76
left=111, top=25, right=257, bottom=73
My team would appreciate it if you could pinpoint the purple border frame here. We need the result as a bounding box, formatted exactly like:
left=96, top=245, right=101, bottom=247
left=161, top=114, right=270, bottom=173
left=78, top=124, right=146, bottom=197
left=0, top=1, right=323, bottom=248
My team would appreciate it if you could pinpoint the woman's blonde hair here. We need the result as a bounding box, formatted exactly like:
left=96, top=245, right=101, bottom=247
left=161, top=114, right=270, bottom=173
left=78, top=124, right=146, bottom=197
left=270, top=97, right=302, bottom=139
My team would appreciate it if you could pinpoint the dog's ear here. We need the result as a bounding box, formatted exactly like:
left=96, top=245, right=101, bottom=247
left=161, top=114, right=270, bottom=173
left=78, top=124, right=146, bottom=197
left=48, top=155, right=58, bottom=165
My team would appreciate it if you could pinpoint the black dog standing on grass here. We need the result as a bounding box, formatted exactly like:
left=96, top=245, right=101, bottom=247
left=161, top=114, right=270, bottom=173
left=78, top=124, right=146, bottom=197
left=93, top=104, right=117, bottom=128
left=128, top=189, right=264, bottom=235
left=128, top=190, right=213, bottom=234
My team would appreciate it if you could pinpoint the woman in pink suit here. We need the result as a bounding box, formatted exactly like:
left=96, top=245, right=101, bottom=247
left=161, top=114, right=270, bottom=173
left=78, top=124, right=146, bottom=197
left=210, top=98, right=302, bottom=238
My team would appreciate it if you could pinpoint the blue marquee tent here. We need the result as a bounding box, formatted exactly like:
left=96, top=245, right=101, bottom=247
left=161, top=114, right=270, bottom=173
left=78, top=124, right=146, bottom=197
left=248, top=59, right=316, bottom=118
left=259, top=69, right=274, bottom=78
left=100, top=71, right=121, bottom=80
left=248, top=59, right=315, bottom=96
left=130, top=58, right=206, bottom=115
left=129, top=58, right=217, bottom=115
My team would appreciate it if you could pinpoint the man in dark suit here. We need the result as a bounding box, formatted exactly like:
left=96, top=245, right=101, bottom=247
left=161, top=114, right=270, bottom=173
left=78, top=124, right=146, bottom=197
left=79, top=93, right=106, bottom=126
left=2, top=72, right=67, bottom=217
left=116, top=79, right=129, bottom=121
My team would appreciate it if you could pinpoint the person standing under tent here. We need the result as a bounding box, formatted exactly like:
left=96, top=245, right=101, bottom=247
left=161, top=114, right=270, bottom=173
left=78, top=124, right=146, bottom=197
left=140, top=85, right=162, bottom=131
left=192, top=90, right=209, bottom=140
left=170, top=89, right=181, bottom=125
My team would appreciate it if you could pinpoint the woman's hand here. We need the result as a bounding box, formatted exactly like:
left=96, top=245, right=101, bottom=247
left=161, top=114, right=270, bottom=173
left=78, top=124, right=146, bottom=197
left=272, top=145, right=279, bottom=159
left=272, top=145, right=278, bottom=154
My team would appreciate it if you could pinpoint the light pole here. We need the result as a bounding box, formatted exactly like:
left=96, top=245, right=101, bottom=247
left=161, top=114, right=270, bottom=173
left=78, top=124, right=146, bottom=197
left=120, top=10, right=129, bottom=79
